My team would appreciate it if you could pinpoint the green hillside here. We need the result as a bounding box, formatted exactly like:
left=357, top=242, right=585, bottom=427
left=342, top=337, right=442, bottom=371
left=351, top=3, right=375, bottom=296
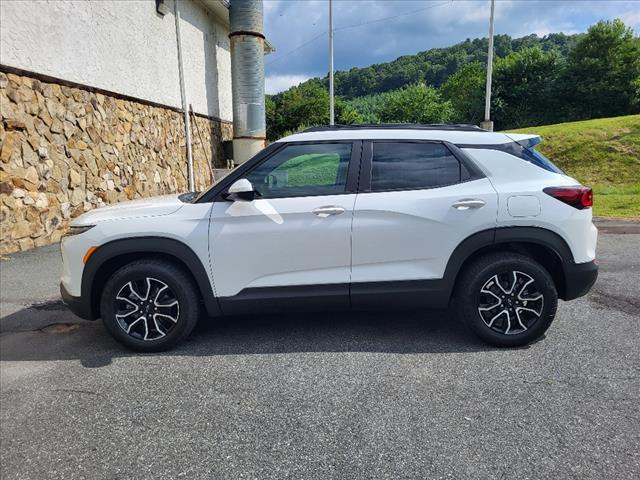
left=268, top=20, right=639, bottom=140
left=509, top=115, right=640, bottom=217
left=330, top=32, right=580, bottom=99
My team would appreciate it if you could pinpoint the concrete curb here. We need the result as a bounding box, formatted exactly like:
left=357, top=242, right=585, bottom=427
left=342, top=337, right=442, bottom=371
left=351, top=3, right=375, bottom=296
left=593, top=217, right=640, bottom=234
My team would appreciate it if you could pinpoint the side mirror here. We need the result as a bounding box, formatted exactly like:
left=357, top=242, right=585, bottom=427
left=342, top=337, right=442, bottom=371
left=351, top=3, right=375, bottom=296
left=225, top=178, right=256, bottom=201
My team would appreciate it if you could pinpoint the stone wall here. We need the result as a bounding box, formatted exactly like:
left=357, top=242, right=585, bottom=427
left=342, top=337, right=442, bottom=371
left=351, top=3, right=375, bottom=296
left=0, top=70, right=232, bottom=254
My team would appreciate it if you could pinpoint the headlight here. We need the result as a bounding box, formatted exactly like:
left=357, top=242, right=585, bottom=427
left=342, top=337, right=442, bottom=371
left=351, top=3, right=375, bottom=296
left=64, top=225, right=95, bottom=237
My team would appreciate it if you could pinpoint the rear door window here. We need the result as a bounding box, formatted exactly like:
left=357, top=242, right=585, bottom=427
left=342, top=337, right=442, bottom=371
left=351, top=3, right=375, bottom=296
left=370, top=142, right=466, bottom=191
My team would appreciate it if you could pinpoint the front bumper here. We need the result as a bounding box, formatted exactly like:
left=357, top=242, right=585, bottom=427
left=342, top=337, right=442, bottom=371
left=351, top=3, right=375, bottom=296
left=562, top=260, right=598, bottom=301
left=60, top=282, right=96, bottom=320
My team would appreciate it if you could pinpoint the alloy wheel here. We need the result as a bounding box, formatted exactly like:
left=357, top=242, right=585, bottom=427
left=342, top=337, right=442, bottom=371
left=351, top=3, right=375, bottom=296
left=114, top=277, right=180, bottom=341
left=477, top=270, right=544, bottom=335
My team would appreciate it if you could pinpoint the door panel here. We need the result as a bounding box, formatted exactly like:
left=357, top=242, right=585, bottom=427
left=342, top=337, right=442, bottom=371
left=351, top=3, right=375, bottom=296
left=352, top=180, right=498, bottom=283
left=210, top=194, right=356, bottom=298
left=208, top=141, right=360, bottom=305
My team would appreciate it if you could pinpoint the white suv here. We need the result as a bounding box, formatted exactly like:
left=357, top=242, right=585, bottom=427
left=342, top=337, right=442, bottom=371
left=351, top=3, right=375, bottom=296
left=60, top=124, right=598, bottom=351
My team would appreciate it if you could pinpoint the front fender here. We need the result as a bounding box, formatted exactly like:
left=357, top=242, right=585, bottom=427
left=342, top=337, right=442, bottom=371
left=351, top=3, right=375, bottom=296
left=81, top=237, right=221, bottom=319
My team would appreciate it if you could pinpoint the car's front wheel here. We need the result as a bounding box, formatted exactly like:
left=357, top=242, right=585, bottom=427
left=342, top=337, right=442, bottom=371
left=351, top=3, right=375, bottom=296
left=455, top=252, right=558, bottom=347
left=100, top=260, right=200, bottom=351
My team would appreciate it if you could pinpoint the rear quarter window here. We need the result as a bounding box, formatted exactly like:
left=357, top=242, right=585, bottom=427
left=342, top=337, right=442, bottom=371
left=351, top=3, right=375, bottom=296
left=462, top=142, right=564, bottom=174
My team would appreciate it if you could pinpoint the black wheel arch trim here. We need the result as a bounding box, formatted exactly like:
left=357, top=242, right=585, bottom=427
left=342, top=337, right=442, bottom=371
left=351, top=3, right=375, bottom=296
left=441, top=226, right=585, bottom=304
left=493, top=226, right=575, bottom=263
left=79, top=237, right=221, bottom=320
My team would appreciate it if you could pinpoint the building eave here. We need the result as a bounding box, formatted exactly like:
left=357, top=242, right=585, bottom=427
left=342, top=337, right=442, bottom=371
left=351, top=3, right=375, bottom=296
left=198, top=1, right=274, bottom=54
left=197, top=0, right=230, bottom=26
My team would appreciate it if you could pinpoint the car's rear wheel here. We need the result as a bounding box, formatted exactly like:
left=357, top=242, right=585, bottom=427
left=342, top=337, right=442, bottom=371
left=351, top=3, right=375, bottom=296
left=455, top=252, right=558, bottom=347
left=100, top=260, right=200, bottom=351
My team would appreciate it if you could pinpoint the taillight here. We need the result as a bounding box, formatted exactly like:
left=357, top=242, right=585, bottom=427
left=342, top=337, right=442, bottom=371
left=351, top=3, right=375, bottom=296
left=543, top=186, right=593, bottom=209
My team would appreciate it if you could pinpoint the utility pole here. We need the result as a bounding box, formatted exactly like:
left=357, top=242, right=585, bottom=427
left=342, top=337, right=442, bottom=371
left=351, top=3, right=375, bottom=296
left=481, top=0, right=495, bottom=131
left=329, top=0, right=335, bottom=125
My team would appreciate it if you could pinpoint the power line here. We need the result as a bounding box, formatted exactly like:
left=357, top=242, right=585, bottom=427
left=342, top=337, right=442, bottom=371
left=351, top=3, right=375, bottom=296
left=334, top=1, right=452, bottom=32
left=265, top=0, right=453, bottom=67
left=265, top=30, right=327, bottom=67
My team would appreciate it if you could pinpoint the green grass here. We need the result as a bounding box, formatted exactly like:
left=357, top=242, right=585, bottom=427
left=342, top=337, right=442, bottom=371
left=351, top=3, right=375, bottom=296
left=508, top=114, right=640, bottom=218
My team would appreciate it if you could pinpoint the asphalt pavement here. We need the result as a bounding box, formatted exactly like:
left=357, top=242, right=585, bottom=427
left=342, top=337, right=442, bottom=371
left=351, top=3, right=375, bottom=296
left=1, top=232, right=638, bottom=479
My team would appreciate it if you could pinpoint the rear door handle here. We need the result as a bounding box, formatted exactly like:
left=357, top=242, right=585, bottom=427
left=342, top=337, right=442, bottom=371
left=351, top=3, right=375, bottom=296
left=312, top=205, right=345, bottom=217
left=452, top=199, right=486, bottom=210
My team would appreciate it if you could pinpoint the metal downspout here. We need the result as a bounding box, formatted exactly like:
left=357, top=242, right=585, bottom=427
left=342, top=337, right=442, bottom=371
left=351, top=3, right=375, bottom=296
left=174, top=0, right=195, bottom=190
left=229, top=0, right=266, bottom=165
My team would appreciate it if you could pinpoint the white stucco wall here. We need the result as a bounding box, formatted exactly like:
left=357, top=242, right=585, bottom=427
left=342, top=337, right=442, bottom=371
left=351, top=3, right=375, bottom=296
left=0, top=0, right=232, bottom=121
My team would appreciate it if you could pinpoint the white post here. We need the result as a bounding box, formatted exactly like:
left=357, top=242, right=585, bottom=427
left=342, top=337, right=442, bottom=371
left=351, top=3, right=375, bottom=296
left=329, top=0, right=335, bottom=125
left=174, top=0, right=195, bottom=190
left=481, top=0, right=495, bottom=131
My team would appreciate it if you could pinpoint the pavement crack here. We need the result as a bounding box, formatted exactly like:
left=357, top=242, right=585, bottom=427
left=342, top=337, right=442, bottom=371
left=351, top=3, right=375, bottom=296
left=31, top=299, right=67, bottom=311
left=38, top=322, right=81, bottom=334
left=588, top=289, right=640, bottom=316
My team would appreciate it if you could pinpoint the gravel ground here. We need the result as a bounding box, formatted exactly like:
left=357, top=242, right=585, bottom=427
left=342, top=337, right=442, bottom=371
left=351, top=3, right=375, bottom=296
left=1, top=233, right=638, bottom=479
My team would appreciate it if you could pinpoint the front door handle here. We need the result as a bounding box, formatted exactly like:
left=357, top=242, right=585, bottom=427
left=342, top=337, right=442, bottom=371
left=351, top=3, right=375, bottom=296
left=452, top=199, right=486, bottom=210
left=312, top=206, right=345, bottom=217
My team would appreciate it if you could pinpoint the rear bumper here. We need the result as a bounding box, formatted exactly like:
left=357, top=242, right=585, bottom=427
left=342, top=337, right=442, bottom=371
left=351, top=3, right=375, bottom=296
left=562, top=260, right=598, bottom=301
left=60, top=283, right=96, bottom=320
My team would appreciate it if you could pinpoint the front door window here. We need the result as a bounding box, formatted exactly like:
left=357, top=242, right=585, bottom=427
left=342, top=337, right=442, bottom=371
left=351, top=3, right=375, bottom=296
left=245, top=143, right=352, bottom=198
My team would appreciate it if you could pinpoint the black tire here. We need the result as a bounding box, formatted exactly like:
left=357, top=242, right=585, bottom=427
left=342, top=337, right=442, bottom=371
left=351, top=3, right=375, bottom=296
left=454, top=252, right=558, bottom=347
left=100, top=260, right=200, bottom=352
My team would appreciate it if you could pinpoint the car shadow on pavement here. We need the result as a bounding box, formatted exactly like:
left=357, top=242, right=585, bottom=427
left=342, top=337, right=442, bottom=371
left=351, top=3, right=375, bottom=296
left=0, top=302, right=515, bottom=367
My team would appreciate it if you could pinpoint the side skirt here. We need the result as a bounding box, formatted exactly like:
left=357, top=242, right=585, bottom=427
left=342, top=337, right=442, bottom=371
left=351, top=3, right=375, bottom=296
left=217, top=280, right=451, bottom=315
left=218, top=283, right=349, bottom=315
left=350, top=279, right=451, bottom=310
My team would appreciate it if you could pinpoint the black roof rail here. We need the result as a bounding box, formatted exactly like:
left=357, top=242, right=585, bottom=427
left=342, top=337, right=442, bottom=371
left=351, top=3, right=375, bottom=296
left=302, top=123, right=487, bottom=133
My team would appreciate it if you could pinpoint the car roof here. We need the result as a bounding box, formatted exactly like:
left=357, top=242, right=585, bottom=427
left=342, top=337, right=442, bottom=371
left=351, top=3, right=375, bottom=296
left=277, top=128, right=513, bottom=145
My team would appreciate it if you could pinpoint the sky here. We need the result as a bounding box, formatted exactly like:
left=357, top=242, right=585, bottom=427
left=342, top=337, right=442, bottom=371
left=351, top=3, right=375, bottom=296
left=263, top=0, right=640, bottom=94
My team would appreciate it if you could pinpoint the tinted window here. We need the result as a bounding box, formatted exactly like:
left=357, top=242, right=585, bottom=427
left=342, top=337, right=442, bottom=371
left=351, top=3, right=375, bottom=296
left=523, top=146, right=564, bottom=174
left=246, top=143, right=352, bottom=198
left=468, top=142, right=564, bottom=174
left=371, top=142, right=462, bottom=191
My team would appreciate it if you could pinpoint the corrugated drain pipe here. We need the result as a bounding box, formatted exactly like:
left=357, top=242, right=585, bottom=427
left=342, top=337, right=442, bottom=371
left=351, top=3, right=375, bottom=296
left=229, top=0, right=266, bottom=165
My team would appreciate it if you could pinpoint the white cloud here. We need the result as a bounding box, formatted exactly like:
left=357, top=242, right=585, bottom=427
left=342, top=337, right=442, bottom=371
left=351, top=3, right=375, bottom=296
left=513, top=19, right=581, bottom=38
left=619, top=10, right=640, bottom=30
left=434, top=0, right=514, bottom=25
left=265, top=74, right=311, bottom=94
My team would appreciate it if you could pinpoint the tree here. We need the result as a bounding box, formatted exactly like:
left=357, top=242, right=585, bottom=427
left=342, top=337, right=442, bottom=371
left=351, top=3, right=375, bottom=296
left=266, top=82, right=362, bottom=140
left=265, top=95, right=279, bottom=141
left=492, top=47, right=564, bottom=128
left=440, top=61, right=486, bottom=124
left=346, top=91, right=394, bottom=123
left=378, top=83, right=453, bottom=124
left=562, top=19, right=640, bottom=119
